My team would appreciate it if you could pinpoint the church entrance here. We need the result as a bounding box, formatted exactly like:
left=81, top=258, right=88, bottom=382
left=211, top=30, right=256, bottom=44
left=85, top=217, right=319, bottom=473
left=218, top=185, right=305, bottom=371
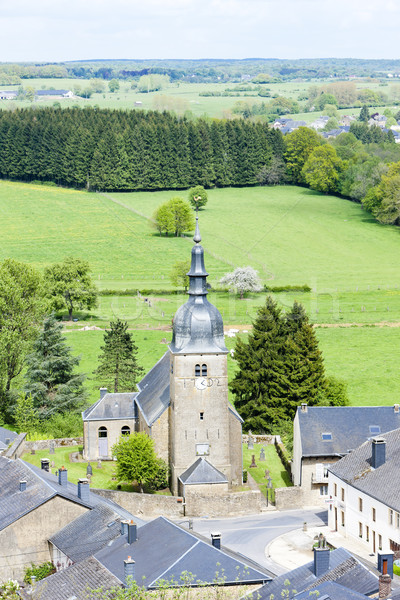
left=98, top=426, right=108, bottom=457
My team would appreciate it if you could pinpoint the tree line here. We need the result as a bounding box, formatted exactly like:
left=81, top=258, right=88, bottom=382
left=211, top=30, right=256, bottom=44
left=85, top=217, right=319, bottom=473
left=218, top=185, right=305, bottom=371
left=0, top=107, right=284, bottom=191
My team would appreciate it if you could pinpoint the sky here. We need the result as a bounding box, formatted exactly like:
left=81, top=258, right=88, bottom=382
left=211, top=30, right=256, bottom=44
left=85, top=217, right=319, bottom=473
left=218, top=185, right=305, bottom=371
left=1, top=0, right=400, bottom=63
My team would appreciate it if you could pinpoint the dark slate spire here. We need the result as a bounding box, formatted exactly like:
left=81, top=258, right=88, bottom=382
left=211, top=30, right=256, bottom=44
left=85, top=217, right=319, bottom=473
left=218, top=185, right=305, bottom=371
left=170, top=209, right=227, bottom=355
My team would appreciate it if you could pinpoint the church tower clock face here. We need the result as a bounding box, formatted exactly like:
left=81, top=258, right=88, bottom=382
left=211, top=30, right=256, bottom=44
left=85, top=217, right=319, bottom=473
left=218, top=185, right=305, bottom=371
left=195, top=377, right=207, bottom=390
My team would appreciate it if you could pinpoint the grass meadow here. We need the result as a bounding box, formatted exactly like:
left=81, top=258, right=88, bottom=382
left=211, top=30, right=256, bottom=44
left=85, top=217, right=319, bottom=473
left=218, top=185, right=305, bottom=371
left=2, top=180, right=400, bottom=407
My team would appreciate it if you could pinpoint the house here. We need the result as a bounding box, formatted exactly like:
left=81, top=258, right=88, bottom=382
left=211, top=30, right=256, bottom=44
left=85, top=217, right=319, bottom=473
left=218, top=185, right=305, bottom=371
left=244, top=546, right=381, bottom=599
left=310, top=116, right=329, bottom=129
left=83, top=214, right=243, bottom=496
left=0, top=425, right=18, bottom=450
left=0, top=456, right=135, bottom=579
left=328, top=428, right=400, bottom=558
left=28, top=516, right=272, bottom=599
left=292, top=403, right=400, bottom=507
left=35, top=90, right=73, bottom=98
left=0, top=90, right=17, bottom=100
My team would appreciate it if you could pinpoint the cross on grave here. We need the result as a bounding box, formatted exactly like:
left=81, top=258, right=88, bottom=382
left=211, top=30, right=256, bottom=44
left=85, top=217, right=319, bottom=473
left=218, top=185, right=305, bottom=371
left=49, top=441, right=55, bottom=455
left=259, top=447, right=266, bottom=461
left=250, top=454, right=257, bottom=468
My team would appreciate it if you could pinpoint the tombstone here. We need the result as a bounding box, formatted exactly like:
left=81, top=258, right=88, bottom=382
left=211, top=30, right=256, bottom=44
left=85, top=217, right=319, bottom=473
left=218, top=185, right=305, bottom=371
left=49, top=441, right=55, bottom=455
left=247, top=430, right=254, bottom=450
left=264, top=469, right=270, bottom=479
left=250, top=454, right=257, bottom=468
left=87, top=473, right=92, bottom=482
left=259, top=447, right=266, bottom=462
left=97, top=460, right=102, bottom=469
left=161, top=338, right=167, bottom=344
left=86, top=462, right=93, bottom=477
left=51, top=460, right=55, bottom=469
left=31, top=449, right=36, bottom=455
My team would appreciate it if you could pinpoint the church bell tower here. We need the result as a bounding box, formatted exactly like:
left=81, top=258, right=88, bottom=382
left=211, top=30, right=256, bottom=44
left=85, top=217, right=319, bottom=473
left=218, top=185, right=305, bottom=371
left=169, top=210, right=242, bottom=495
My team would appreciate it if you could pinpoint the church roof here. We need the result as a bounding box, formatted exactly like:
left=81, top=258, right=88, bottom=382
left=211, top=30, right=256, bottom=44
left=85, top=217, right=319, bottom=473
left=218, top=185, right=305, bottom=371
left=170, top=214, right=228, bottom=355
left=135, top=352, right=170, bottom=426
left=178, top=457, right=228, bottom=485
left=82, top=392, right=137, bottom=421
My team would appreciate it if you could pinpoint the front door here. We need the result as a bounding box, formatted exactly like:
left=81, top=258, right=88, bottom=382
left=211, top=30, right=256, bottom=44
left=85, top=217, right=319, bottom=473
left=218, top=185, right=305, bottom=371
left=373, top=530, right=376, bottom=553
left=334, top=507, right=338, bottom=531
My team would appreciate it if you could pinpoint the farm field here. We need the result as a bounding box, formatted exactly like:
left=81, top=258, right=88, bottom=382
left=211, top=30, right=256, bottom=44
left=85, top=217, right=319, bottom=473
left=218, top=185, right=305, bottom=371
left=2, top=78, right=400, bottom=119
left=2, top=180, right=400, bottom=407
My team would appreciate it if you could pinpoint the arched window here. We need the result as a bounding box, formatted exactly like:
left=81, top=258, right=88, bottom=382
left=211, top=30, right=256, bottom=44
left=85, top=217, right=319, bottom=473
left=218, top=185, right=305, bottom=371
left=195, top=364, right=201, bottom=377
left=121, top=426, right=130, bottom=436
left=202, top=364, right=207, bottom=376
left=98, top=426, right=108, bottom=438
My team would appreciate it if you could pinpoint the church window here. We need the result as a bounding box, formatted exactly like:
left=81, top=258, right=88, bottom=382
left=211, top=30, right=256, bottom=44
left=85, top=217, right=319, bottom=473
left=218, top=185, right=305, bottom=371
left=202, top=364, right=207, bottom=376
left=195, top=364, right=201, bottom=377
left=121, top=426, right=130, bottom=436
left=98, top=426, right=107, bottom=438
left=200, top=412, right=204, bottom=420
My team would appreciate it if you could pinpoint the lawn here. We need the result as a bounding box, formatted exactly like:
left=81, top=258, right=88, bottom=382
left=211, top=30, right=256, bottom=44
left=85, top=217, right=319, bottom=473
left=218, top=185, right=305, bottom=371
left=242, top=443, right=292, bottom=501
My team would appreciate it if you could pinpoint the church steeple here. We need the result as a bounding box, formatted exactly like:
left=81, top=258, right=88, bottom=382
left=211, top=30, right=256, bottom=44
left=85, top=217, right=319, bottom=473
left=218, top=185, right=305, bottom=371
left=169, top=208, right=227, bottom=355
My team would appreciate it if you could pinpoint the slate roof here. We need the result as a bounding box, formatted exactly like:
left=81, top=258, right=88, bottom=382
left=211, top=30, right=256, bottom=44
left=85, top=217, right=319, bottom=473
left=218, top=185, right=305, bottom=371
left=0, top=426, right=18, bottom=450
left=297, top=405, right=400, bottom=457
left=229, top=403, right=244, bottom=423
left=49, top=504, right=123, bottom=563
left=294, top=580, right=370, bottom=600
left=36, top=89, right=70, bottom=96
left=329, top=427, right=400, bottom=512
left=82, top=392, right=137, bottom=421
left=95, top=516, right=271, bottom=589
left=0, top=456, right=137, bottom=531
left=23, top=556, right=121, bottom=600
left=135, top=351, right=170, bottom=426
left=178, top=457, right=228, bottom=485
left=248, top=548, right=378, bottom=600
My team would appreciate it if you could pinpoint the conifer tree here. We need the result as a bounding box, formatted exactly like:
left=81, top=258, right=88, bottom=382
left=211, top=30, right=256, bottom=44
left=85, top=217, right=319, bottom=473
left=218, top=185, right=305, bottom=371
left=25, top=314, right=87, bottom=418
left=94, top=319, right=144, bottom=393
left=230, top=296, right=288, bottom=432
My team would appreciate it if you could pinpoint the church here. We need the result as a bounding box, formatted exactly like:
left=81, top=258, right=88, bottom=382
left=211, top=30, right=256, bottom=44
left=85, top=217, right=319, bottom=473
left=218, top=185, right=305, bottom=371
left=82, top=214, right=243, bottom=495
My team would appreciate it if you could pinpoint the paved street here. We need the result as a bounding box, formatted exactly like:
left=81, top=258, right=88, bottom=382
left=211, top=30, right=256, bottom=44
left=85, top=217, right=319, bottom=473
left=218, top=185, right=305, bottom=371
left=188, top=508, right=328, bottom=576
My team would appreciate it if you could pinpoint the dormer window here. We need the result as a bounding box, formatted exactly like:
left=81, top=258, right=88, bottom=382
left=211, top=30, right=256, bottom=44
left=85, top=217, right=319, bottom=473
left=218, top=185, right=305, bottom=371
left=369, top=425, right=381, bottom=435
left=202, top=364, right=207, bottom=376
left=195, top=364, right=201, bottom=377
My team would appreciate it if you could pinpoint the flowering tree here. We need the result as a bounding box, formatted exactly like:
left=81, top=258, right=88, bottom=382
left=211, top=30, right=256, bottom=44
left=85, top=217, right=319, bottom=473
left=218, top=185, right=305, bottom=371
left=219, top=267, right=262, bottom=299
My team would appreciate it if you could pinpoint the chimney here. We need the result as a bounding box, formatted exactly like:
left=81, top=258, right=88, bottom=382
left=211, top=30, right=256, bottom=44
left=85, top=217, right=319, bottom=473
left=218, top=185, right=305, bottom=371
left=5, top=438, right=10, bottom=446
left=300, top=403, right=308, bottom=413
left=121, top=520, right=129, bottom=535
left=58, top=467, right=68, bottom=487
left=124, top=556, right=135, bottom=584
left=394, top=404, right=399, bottom=413
left=128, top=521, right=137, bottom=544
left=313, top=544, right=330, bottom=577
left=40, top=458, right=50, bottom=472
left=372, top=438, right=386, bottom=469
left=378, top=551, right=394, bottom=579
left=77, top=478, right=90, bottom=502
left=211, top=532, right=221, bottom=549
left=19, top=480, right=27, bottom=492
left=379, top=574, right=392, bottom=599
left=100, top=387, right=107, bottom=400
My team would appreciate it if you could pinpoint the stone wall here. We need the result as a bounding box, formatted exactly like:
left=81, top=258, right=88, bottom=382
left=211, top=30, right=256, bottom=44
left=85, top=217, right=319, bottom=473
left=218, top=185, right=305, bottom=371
left=3, top=433, right=27, bottom=460
left=242, top=434, right=280, bottom=444
left=93, top=488, right=263, bottom=518
left=274, top=485, right=304, bottom=510
left=92, top=488, right=185, bottom=518
left=24, top=437, right=83, bottom=452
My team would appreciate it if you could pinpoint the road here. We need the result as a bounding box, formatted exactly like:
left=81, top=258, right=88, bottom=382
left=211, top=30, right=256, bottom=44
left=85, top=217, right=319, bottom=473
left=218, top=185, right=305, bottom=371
left=188, top=508, right=328, bottom=576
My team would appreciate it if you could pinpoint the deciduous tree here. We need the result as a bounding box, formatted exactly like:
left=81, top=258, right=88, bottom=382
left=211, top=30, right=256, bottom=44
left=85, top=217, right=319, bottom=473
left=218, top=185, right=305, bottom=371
left=170, top=260, right=190, bottom=292
left=219, top=267, right=262, bottom=299
left=44, top=257, right=97, bottom=321
left=187, top=185, right=208, bottom=209
left=302, top=145, right=343, bottom=194
left=112, top=432, right=160, bottom=492
left=284, top=127, right=324, bottom=184
left=153, top=198, right=195, bottom=237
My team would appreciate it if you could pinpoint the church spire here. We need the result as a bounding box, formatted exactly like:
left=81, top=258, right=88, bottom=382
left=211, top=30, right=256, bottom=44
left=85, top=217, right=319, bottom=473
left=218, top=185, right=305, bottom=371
left=187, top=204, right=208, bottom=297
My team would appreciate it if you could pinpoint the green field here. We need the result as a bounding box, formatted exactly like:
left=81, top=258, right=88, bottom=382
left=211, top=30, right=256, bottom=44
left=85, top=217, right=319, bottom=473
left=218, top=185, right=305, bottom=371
left=3, top=77, right=400, bottom=120
left=2, top=180, right=400, bottom=408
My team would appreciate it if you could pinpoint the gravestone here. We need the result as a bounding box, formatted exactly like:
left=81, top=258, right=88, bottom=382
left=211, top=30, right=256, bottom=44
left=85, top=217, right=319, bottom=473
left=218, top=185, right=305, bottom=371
left=49, top=441, right=55, bottom=455
left=260, top=447, right=266, bottom=461
left=97, top=460, right=102, bottom=469
left=247, top=430, right=254, bottom=450
left=31, top=449, right=35, bottom=455
left=264, top=469, right=270, bottom=478
left=86, top=462, right=93, bottom=477
left=250, top=454, right=257, bottom=468
left=51, top=460, right=55, bottom=469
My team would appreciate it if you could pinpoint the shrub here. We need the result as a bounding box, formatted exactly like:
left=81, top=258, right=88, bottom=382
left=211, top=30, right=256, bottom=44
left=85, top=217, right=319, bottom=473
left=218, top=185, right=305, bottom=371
left=243, top=470, right=248, bottom=483
left=38, top=413, right=83, bottom=439
left=24, top=561, right=55, bottom=583
left=149, top=458, right=170, bottom=491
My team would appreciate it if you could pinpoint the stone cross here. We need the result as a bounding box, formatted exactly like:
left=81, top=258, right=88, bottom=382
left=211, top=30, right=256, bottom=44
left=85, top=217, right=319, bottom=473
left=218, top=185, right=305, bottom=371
left=260, top=447, right=266, bottom=461
left=49, top=441, right=55, bottom=455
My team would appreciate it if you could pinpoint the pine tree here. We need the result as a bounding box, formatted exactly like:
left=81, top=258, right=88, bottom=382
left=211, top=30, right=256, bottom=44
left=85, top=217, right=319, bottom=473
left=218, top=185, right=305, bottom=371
left=25, top=314, right=87, bottom=418
left=230, top=296, right=288, bottom=432
left=94, top=319, right=144, bottom=393
left=282, top=301, right=326, bottom=416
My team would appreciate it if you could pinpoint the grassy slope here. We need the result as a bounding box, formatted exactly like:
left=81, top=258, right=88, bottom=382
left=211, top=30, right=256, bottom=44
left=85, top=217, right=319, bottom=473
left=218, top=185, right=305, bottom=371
left=3, top=181, right=400, bottom=407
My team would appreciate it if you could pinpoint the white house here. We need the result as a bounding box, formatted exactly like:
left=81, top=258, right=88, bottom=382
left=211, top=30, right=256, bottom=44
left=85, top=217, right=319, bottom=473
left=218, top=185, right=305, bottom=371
left=328, top=428, right=400, bottom=558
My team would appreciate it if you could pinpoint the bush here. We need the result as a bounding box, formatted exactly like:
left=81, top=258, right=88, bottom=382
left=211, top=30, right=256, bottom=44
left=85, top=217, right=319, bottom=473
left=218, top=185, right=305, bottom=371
left=24, top=561, right=55, bottom=583
left=38, top=413, right=83, bottom=439
left=264, top=284, right=311, bottom=293
left=149, top=458, right=170, bottom=491
left=243, top=470, right=248, bottom=483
